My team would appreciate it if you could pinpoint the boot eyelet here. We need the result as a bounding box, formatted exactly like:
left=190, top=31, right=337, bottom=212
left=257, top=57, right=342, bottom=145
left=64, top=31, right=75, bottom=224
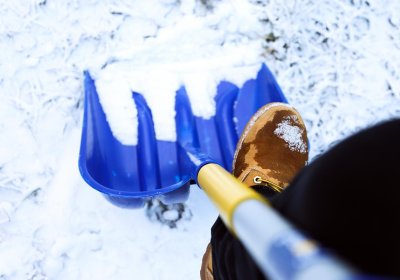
left=253, top=176, right=262, bottom=184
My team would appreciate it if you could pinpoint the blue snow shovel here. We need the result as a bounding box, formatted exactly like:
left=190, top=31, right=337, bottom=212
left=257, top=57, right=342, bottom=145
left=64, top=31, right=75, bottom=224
left=79, top=64, right=286, bottom=208
left=79, top=64, right=374, bottom=279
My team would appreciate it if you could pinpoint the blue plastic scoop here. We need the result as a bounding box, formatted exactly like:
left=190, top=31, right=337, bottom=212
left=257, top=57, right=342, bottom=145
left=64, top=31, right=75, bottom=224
left=79, top=64, right=287, bottom=208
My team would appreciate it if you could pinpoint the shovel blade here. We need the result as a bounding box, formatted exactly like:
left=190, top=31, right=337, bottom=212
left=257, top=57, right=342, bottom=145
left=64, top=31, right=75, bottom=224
left=79, top=64, right=287, bottom=208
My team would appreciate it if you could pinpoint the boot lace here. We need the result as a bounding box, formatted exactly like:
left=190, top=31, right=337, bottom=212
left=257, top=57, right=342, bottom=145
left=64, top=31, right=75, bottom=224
left=253, top=176, right=284, bottom=192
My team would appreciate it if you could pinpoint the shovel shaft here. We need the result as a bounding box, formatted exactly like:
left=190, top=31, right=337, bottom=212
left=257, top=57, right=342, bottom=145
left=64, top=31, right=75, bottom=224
left=197, top=163, right=267, bottom=230
left=197, top=163, right=360, bottom=280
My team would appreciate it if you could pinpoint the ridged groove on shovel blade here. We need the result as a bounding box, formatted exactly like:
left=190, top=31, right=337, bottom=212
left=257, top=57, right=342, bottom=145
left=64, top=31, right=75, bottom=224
left=215, top=81, right=239, bottom=171
left=175, top=86, right=211, bottom=178
left=133, top=92, right=191, bottom=194
left=175, top=83, right=239, bottom=172
left=133, top=93, right=161, bottom=191
left=175, top=86, right=199, bottom=148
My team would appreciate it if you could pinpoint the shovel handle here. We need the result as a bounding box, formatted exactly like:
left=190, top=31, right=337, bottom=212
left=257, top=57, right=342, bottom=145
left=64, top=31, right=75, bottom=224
left=197, top=163, right=359, bottom=280
left=197, top=163, right=267, bottom=230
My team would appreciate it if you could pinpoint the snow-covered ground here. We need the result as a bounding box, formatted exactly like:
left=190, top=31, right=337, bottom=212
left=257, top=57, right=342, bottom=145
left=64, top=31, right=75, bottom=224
left=0, top=0, right=399, bottom=279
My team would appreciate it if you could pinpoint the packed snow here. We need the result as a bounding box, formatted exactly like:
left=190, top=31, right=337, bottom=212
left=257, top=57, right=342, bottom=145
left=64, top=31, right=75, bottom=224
left=274, top=115, right=307, bottom=154
left=1, top=0, right=399, bottom=279
left=96, top=63, right=259, bottom=144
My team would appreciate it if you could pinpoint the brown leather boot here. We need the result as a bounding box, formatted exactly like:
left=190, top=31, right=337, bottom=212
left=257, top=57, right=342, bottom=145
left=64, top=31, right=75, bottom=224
left=233, top=102, right=309, bottom=190
left=200, top=103, right=308, bottom=280
left=200, top=243, right=214, bottom=280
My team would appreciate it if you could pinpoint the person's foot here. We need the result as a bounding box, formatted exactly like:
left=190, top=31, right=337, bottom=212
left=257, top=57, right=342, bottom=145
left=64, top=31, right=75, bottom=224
left=200, top=243, right=214, bottom=280
left=233, top=102, right=309, bottom=191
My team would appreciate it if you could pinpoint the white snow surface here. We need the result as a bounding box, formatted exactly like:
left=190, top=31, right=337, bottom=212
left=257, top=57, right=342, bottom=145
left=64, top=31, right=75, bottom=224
left=274, top=115, right=307, bottom=154
left=0, top=0, right=400, bottom=279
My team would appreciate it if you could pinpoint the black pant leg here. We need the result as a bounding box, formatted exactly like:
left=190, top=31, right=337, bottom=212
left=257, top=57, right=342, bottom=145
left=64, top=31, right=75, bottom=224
left=271, top=119, right=400, bottom=277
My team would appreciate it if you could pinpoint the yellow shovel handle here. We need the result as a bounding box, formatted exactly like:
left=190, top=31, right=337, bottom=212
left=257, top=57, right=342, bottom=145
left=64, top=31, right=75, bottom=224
left=197, top=163, right=268, bottom=231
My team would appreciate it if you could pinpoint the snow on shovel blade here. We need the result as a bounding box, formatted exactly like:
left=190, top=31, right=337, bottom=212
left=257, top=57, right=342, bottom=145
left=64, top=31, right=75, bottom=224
left=78, top=64, right=288, bottom=208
